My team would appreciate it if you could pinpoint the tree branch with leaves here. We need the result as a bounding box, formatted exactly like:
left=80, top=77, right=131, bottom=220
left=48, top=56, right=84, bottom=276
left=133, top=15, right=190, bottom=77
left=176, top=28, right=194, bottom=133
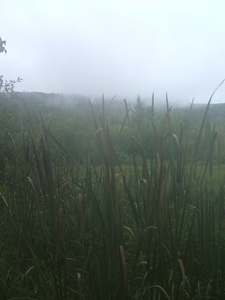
left=0, top=37, right=22, bottom=93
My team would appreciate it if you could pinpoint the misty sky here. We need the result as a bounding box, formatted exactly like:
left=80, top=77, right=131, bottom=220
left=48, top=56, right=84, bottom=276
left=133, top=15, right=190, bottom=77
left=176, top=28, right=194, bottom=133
left=1, top=0, right=225, bottom=104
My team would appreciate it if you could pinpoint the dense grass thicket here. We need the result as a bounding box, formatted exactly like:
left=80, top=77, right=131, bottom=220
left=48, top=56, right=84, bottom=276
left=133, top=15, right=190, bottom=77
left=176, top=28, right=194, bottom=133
left=1, top=91, right=225, bottom=299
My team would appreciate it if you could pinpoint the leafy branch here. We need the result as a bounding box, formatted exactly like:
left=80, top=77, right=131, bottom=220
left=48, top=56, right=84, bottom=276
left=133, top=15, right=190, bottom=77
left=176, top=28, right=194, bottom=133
left=0, top=36, right=22, bottom=93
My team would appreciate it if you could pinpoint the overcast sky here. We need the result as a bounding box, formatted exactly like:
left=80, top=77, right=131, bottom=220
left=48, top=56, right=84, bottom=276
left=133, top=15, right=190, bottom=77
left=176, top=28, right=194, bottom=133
left=1, top=0, right=225, bottom=104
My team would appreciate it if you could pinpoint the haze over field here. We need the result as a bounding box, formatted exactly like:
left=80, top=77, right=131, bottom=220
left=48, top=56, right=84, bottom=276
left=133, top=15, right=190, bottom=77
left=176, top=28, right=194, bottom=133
left=1, top=0, right=225, bottom=103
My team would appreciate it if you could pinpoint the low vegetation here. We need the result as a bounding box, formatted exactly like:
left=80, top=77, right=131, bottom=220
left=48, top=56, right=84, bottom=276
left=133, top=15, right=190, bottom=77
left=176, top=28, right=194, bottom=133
left=1, top=91, right=225, bottom=299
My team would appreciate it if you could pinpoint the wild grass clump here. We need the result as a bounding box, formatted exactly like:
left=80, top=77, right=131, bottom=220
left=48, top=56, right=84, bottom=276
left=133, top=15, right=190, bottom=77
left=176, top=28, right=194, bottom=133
left=1, top=90, right=225, bottom=299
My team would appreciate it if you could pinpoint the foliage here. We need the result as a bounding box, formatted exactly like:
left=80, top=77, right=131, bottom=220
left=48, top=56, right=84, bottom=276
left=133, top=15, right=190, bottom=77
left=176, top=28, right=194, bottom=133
left=0, top=76, right=23, bottom=93
left=0, top=37, right=7, bottom=54
left=0, top=37, right=22, bottom=93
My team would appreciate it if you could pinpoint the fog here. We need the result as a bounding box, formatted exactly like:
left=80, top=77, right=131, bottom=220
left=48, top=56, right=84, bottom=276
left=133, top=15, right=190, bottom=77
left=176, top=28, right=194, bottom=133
left=1, top=0, right=225, bottom=104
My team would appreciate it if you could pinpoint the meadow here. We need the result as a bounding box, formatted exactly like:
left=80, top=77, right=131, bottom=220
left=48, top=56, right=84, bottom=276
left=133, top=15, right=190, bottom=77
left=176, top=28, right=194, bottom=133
left=1, top=91, right=225, bottom=299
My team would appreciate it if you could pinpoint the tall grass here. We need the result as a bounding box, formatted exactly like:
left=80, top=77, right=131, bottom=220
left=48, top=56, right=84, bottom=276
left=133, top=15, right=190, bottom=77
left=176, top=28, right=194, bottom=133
left=1, top=93, right=225, bottom=299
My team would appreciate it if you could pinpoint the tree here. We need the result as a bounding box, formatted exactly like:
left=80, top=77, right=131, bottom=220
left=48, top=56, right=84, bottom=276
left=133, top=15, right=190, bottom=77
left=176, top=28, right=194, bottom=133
left=0, top=37, right=22, bottom=93
left=132, top=96, right=146, bottom=128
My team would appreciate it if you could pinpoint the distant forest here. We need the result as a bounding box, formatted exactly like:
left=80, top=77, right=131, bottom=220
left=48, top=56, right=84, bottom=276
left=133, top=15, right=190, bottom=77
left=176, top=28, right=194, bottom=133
left=1, top=91, right=225, bottom=168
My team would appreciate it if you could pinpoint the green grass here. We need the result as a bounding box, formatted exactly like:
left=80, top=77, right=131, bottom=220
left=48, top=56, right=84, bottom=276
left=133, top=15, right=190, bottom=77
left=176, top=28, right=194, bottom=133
left=1, top=95, right=225, bottom=299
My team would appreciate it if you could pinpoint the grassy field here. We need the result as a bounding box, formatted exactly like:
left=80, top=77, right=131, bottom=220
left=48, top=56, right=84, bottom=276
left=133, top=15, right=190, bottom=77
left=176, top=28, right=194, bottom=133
left=1, top=96, right=225, bottom=299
